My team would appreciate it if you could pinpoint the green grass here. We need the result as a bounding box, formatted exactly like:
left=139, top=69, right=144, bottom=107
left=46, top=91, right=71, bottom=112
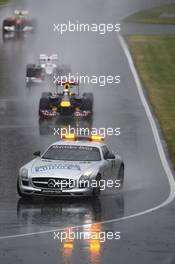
left=0, top=0, right=10, bottom=4
left=125, top=4, right=175, bottom=24
left=127, top=35, right=175, bottom=166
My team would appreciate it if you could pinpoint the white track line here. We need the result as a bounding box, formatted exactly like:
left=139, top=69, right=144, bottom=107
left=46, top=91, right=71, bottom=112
left=0, top=34, right=175, bottom=240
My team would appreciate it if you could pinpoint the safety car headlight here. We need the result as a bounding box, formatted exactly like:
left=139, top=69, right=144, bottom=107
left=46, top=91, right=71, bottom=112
left=79, top=171, right=92, bottom=181
left=20, top=168, right=29, bottom=180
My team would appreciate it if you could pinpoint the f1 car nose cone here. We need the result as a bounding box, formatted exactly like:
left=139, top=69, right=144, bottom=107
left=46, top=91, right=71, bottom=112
left=16, top=19, right=21, bottom=24
left=60, top=100, right=71, bottom=107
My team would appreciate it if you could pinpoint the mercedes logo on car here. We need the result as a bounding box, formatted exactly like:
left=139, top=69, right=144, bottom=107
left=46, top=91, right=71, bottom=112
left=48, top=179, right=57, bottom=188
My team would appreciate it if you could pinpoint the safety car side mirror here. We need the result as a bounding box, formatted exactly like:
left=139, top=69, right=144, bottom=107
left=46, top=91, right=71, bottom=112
left=33, top=151, right=41, bottom=157
left=105, top=153, right=115, bottom=160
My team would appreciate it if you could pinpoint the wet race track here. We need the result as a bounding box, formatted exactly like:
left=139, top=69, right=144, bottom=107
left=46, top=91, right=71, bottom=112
left=0, top=0, right=175, bottom=263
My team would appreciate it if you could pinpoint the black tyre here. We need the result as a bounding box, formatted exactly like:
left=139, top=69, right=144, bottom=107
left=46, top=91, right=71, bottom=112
left=83, top=93, right=94, bottom=105
left=39, top=97, right=50, bottom=116
left=26, top=65, right=33, bottom=79
left=2, top=21, right=7, bottom=33
left=92, top=174, right=101, bottom=197
left=81, top=97, right=93, bottom=112
left=118, top=164, right=124, bottom=187
left=3, top=20, right=15, bottom=33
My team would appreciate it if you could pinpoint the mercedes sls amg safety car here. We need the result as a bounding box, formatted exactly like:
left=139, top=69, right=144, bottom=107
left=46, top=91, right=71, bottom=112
left=39, top=80, right=93, bottom=118
left=17, top=134, right=124, bottom=198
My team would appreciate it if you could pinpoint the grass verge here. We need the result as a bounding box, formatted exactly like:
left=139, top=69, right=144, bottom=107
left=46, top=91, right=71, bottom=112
left=0, top=0, right=9, bottom=5
left=125, top=4, right=175, bottom=24
left=127, top=35, right=175, bottom=166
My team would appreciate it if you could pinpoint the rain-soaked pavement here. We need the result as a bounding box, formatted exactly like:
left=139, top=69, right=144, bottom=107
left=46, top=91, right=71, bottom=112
left=0, top=0, right=175, bottom=263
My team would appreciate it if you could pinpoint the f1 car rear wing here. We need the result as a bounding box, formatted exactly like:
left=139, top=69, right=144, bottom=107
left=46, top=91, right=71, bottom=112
left=56, top=78, right=80, bottom=96
left=14, top=10, right=29, bottom=15
left=57, top=79, right=79, bottom=86
left=40, top=54, right=58, bottom=61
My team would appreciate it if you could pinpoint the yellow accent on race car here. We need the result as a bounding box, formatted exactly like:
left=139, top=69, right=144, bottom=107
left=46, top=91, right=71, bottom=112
left=64, top=82, right=70, bottom=91
left=60, top=101, right=71, bottom=107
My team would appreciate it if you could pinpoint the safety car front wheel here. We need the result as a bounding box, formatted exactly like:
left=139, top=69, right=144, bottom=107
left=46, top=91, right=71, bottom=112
left=92, top=174, right=101, bottom=197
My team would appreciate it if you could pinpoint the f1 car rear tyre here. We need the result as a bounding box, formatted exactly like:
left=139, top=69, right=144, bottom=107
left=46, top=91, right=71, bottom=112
left=82, top=93, right=94, bottom=111
left=82, top=98, right=93, bottom=111
left=2, top=21, right=8, bottom=33
left=39, top=97, right=50, bottom=116
left=83, top=93, right=94, bottom=104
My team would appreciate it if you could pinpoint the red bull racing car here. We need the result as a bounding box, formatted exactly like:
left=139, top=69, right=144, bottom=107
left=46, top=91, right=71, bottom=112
left=39, top=80, right=93, bottom=118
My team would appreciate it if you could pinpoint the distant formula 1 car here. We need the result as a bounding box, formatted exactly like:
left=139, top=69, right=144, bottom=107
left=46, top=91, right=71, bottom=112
left=26, top=54, right=70, bottom=85
left=2, top=10, right=35, bottom=34
left=39, top=80, right=93, bottom=118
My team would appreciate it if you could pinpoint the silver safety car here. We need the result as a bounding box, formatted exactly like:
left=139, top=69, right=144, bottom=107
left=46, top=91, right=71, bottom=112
left=17, top=135, right=124, bottom=198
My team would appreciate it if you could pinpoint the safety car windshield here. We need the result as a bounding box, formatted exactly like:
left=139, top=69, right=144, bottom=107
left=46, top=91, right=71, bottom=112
left=42, top=145, right=101, bottom=161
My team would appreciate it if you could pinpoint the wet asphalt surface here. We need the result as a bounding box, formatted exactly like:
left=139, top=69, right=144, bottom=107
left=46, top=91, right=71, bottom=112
left=0, top=0, right=175, bottom=263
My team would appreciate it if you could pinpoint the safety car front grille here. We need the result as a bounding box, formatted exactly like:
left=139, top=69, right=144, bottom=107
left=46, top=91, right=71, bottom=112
left=32, top=177, right=75, bottom=190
